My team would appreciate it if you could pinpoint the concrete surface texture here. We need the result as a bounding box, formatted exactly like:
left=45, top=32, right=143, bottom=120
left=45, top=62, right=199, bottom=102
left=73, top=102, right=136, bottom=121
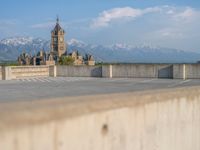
left=0, top=87, right=200, bottom=150
left=2, top=66, right=12, bottom=80
left=173, top=64, right=185, bottom=79
left=1, top=64, right=200, bottom=80
left=11, top=66, right=49, bottom=79
left=0, top=66, right=2, bottom=80
left=49, top=65, right=56, bottom=77
left=1, top=77, right=200, bottom=102
left=57, top=65, right=102, bottom=77
left=110, top=64, right=173, bottom=78
left=102, top=65, right=111, bottom=78
left=173, top=64, right=200, bottom=79
left=186, top=64, right=200, bottom=79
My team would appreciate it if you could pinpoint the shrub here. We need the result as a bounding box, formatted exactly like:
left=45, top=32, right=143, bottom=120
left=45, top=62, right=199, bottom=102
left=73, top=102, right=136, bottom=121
left=58, top=56, right=75, bottom=65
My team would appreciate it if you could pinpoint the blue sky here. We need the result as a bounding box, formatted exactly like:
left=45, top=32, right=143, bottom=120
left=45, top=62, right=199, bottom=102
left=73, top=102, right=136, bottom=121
left=1, top=0, right=200, bottom=51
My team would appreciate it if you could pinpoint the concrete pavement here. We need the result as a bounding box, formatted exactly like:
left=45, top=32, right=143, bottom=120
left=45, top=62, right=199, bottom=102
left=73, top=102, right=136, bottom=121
left=0, top=77, right=200, bottom=102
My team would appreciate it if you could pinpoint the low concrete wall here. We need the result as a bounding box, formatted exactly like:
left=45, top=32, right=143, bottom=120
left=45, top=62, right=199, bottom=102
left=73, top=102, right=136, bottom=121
left=0, top=66, right=2, bottom=80
left=49, top=65, right=57, bottom=77
left=102, top=65, right=112, bottom=78
left=11, top=66, right=49, bottom=79
left=186, top=64, right=200, bottom=79
left=1, top=66, right=12, bottom=80
left=173, top=64, right=200, bottom=79
left=102, top=64, right=173, bottom=78
left=57, top=65, right=102, bottom=77
left=173, top=64, right=184, bottom=79
left=0, top=87, right=200, bottom=150
left=1, top=64, right=200, bottom=80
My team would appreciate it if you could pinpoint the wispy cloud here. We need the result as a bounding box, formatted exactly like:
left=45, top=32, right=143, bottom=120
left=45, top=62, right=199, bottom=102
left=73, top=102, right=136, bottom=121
left=172, top=7, right=199, bottom=23
left=88, top=6, right=200, bottom=51
left=91, top=6, right=200, bottom=29
left=1, top=6, right=200, bottom=51
left=161, top=7, right=200, bottom=37
left=156, top=28, right=185, bottom=39
left=90, top=7, right=161, bottom=28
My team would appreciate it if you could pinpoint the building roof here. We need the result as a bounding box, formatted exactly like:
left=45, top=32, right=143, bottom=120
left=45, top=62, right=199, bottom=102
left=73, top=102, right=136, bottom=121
left=52, top=17, right=64, bottom=33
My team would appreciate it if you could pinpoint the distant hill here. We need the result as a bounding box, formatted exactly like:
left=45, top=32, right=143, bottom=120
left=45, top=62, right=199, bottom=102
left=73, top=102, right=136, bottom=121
left=0, top=37, right=200, bottom=63
left=0, top=37, right=49, bottom=61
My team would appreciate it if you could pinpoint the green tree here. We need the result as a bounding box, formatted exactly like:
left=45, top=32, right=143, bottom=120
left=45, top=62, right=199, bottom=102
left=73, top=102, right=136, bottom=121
left=58, top=56, right=75, bottom=65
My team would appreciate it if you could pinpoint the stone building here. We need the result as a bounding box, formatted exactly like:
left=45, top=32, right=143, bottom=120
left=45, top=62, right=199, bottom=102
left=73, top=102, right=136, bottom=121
left=18, top=17, right=95, bottom=66
left=69, top=51, right=84, bottom=65
left=86, top=55, right=95, bottom=66
left=51, top=17, right=66, bottom=60
left=18, top=52, right=32, bottom=65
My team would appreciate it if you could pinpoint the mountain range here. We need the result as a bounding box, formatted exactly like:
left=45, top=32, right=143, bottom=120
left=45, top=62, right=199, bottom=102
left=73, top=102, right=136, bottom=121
left=0, top=37, right=200, bottom=63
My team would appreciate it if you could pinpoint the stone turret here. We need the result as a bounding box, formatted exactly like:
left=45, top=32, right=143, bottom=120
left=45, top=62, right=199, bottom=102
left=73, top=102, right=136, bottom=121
left=51, top=17, right=66, bottom=60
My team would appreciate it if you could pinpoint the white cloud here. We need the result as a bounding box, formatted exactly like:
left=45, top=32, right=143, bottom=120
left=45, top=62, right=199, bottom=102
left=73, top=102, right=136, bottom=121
left=91, top=7, right=161, bottom=28
left=172, top=7, right=198, bottom=22
left=91, top=6, right=200, bottom=29
left=160, top=7, right=200, bottom=38
left=157, top=28, right=185, bottom=39
left=166, top=10, right=175, bottom=15
left=88, top=6, right=200, bottom=51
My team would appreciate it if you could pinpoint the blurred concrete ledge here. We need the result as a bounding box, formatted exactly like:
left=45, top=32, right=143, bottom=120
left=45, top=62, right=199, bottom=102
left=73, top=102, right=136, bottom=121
left=0, top=86, right=200, bottom=150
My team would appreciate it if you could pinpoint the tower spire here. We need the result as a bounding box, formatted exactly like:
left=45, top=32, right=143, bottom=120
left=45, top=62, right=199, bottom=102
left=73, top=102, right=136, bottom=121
left=56, top=15, right=59, bottom=24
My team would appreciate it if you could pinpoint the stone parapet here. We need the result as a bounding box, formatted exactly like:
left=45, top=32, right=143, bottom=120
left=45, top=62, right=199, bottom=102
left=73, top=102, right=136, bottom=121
left=49, top=65, right=57, bottom=77
left=0, top=66, right=2, bottom=80
left=1, top=64, right=200, bottom=80
left=2, top=66, right=12, bottom=80
left=57, top=65, right=102, bottom=77
left=0, top=66, right=49, bottom=80
left=102, top=64, right=173, bottom=78
left=0, top=87, right=200, bottom=149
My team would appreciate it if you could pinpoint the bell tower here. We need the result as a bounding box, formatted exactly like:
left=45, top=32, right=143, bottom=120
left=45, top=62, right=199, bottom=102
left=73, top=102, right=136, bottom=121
left=51, top=17, right=66, bottom=59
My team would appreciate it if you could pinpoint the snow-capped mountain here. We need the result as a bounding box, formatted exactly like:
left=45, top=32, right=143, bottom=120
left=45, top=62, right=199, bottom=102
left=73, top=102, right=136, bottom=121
left=0, top=37, right=50, bottom=60
left=0, top=36, right=200, bottom=63
left=0, top=37, right=33, bottom=46
left=67, top=38, right=86, bottom=47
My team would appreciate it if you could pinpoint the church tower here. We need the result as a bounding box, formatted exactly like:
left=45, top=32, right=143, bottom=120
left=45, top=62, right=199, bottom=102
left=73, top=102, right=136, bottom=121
left=51, top=17, right=66, bottom=59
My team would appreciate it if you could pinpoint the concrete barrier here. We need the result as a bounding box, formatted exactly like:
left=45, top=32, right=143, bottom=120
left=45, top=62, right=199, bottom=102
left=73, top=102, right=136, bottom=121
left=0, top=87, right=200, bottom=150
left=173, top=64, right=200, bottom=79
left=49, top=65, right=57, bottom=77
left=57, top=65, right=102, bottom=77
left=102, top=65, right=112, bottom=78
left=185, top=64, right=200, bottom=79
left=0, top=66, right=2, bottom=80
left=1, top=64, right=200, bottom=80
left=173, top=64, right=185, bottom=79
left=102, top=64, right=173, bottom=78
left=10, top=66, right=49, bottom=79
left=2, top=66, right=12, bottom=80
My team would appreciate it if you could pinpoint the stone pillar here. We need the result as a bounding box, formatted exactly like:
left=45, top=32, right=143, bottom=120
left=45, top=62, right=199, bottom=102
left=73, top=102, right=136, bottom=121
left=49, top=65, right=57, bottom=77
left=102, top=65, right=112, bottom=78
left=33, top=57, right=36, bottom=66
left=0, top=67, right=2, bottom=80
left=183, top=64, right=186, bottom=80
left=109, top=65, right=113, bottom=78
left=173, top=64, right=188, bottom=80
left=2, top=66, right=12, bottom=80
